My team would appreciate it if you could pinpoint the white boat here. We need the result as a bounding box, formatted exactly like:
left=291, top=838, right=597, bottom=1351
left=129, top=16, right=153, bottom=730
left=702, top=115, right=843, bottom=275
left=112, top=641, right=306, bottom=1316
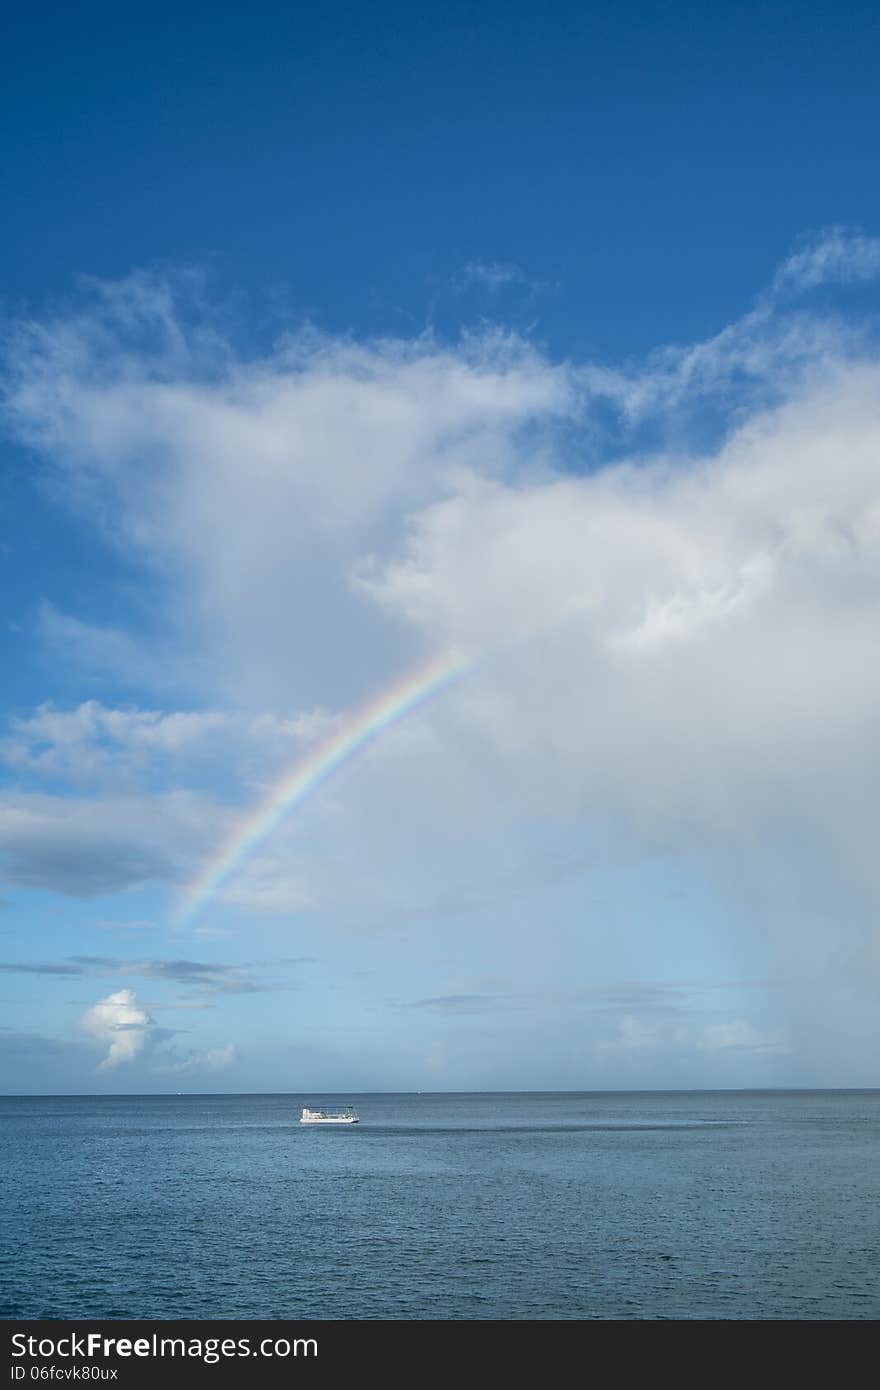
left=299, top=1105, right=359, bottom=1125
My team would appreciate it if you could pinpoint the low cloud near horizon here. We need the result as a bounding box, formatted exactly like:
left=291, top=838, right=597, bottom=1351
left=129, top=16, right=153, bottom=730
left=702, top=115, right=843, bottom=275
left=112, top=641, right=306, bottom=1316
left=78, top=988, right=154, bottom=1069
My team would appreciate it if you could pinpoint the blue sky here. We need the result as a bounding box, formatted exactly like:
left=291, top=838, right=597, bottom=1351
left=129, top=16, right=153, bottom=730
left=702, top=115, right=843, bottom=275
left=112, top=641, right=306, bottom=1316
left=2, top=1, right=880, bottom=1092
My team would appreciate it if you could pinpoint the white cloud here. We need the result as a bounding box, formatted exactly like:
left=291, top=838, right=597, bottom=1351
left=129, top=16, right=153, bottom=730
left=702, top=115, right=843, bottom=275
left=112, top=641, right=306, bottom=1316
left=76, top=986, right=236, bottom=1073
left=357, top=361, right=880, bottom=904
left=773, top=228, right=880, bottom=293
left=0, top=698, right=340, bottom=796
left=1, top=700, right=227, bottom=783
left=5, top=286, right=574, bottom=708
left=2, top=233, right=880, bottom=1003
left=78, top=987, right=153, bottom=1068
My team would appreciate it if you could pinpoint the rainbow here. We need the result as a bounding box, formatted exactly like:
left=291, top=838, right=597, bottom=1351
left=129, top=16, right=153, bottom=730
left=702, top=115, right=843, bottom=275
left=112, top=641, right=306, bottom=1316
left=176, top=648, right=471, bottom=923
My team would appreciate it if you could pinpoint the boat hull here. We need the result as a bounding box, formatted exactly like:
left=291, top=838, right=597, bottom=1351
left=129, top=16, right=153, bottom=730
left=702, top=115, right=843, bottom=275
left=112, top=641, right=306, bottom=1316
left=299, top=1116, right=359, bottom=1124
left=299, top=1106, right=359, bottom=1124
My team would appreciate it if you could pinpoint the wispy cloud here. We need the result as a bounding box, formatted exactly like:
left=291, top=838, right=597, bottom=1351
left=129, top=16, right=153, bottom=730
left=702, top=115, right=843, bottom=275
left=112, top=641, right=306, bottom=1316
left=0, top=961, right=82, bottom=977
left=697, top=1020, right=789, bottom=1054
left=453, top=261, right=539, bottom=294
left=156, top=1042, right=237, bottom=1073
left=772, top=227, right=880, bottom=294
left=72, top=955, right=269, bottom=993
left=402, top=993, right=509, bottom=1015
left=597, top=1014, right=789, bottom=1059
left=94, top=919, right=156, bottom=931
left=0, top=956, right=273, bottom=994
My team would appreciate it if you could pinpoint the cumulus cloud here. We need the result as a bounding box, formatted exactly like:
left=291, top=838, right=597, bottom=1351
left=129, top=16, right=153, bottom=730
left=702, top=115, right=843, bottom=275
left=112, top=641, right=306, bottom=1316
left=1, top=700, right=228, bottom=784
left=0, top=698, right=324, bottom=789
left=78, top=987, right=154, bottom=1068
left=2, top=232, right=880, bottom=1009
left=362, top=367, right=880, bottom=927
left=4, top=278, right=574, bottom=708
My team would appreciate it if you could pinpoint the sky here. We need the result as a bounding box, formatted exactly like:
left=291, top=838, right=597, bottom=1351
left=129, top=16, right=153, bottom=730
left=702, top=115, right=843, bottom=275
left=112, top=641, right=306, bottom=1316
left=2, top=1, right=880, bottom=1093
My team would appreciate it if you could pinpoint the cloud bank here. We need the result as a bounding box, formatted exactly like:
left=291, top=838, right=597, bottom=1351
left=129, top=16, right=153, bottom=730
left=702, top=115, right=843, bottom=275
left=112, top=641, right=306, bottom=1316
left=2, top=232, right=880, bottom=1015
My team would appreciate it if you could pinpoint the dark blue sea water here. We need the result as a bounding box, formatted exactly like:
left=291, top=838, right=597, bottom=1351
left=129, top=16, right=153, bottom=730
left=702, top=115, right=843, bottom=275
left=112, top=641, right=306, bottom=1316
left=2, top=1091, right=879, bottom=1320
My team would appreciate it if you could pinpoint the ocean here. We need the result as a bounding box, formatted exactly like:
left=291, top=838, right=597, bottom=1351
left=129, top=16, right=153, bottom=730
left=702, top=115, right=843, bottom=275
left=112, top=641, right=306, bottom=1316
left=2, top=1090, right=878, bottom=1320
